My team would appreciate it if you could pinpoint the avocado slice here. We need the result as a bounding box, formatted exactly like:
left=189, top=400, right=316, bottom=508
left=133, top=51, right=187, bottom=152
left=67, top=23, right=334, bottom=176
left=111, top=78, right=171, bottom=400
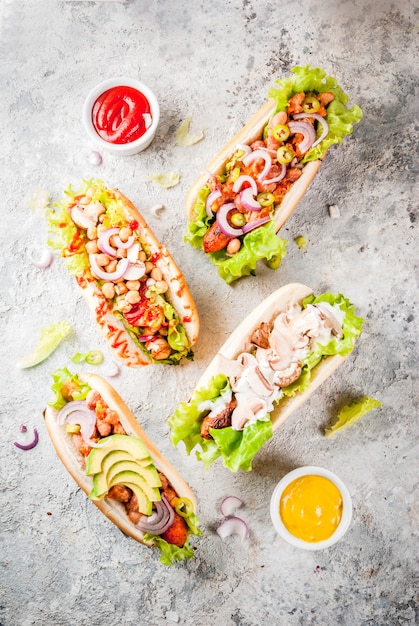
left=92, top=459, right=161, bottom=499
left=85, top=435, right=152, bottom=475
left=108, top=470, right=161, bottom=503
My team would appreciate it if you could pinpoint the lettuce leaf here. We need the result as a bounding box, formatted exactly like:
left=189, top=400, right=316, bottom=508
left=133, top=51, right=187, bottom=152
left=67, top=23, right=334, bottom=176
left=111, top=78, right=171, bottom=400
left=16, top=321, right=73, bottom=369
left=48, top=367, right=91, bottom=410
left=142, top=535, right=195, bottom=566
left=168, top=292, right=364, bottom=472
left=324, top=396, right=382, bottom=438
left=267, top=65, right=363, bottom=163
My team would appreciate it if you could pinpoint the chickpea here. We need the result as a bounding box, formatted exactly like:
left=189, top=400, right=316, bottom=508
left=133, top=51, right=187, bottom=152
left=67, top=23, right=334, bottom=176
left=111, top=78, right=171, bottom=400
left=87, top=226, right=97, bottom=240
left=106, top=259, right=118, bottom=273
left=116, top=248, right=127, bottom=258
left=118, top=299, right=132, bottom=313
left=115, top=283, right=128, bottom=295
left=118, top=227, right=133, bottom=242
left=102, top=282, right=115, bottom=299
left=85, top=240, right=99, bottom=254
left=97, top=421, right=112, bottom=437
left=79, top=196, right=89, bottom=205
left=126, top=280, right=140, bottom=291
left=95, top=253, right=111, bottom=267
left=126, top=290, right=141, bottom=304
left=98, top=214, right=106, bottom=223
left=138, top=250, right=147, bottom=262
left=145, top=261, right=154, bottom=274
left=226, top=238, right=241, bottom=255
left=155, top=280, right=168, bottom=293
left=97, top=224, right=107, bottom=236
left=150, top=267, right=163, bottom=281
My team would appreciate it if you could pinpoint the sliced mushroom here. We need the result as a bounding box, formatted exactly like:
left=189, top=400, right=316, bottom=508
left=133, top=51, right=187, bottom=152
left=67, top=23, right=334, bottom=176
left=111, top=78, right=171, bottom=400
left=275, top=362, right=302, bottom=387
left=246, top=366, right=274, bottom=397
left=250, top=322, right=271, bottom=349
left=315, top=303, right=343, bottom=338
left=71, top=201, right=106, bottom=229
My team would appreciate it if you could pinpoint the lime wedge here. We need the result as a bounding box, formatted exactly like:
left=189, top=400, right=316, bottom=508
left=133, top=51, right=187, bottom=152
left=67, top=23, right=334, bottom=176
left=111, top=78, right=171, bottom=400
left=17, top=321, right=72, bottom=369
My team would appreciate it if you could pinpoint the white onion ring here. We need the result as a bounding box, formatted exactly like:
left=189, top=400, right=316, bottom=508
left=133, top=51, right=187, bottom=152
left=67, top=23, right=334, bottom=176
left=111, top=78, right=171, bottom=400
left=293, top=113, right=329, bottom=147
left=98, top=228, right=119, bottom=257
left=205, top=189, right=222, bottom=218
left=232, top=175, right=258, bottom=195
left=220, top=495, right=243, bottom=517
left=123, top=262, right=146, bottom=280
left=56, top=401, right=96, bottom=442
left=262, top=163, right=286, bottom=185
left=242, top=215, right=271, bottom=234
left=235, top=143, right=252, bottom=156
left=216, top=203, right=244, bottom=238
left=89, top=254, right=129, bottom=281
left=240, top=188, right=261, bottom=211
left=288, top=121, right=316, bottom=153
left=29, top=248, right=54, bottom=269
left=127, top=242, right=140, bottom=263
left=216, top=516, right=248, bottom=540
left=113, top=234, right=136, bottom=249
left=241, top=149, right=272, bottom=182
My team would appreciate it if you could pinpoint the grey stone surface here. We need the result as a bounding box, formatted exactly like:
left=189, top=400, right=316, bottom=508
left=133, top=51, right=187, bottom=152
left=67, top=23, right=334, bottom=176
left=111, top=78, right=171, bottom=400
left=0, top=1, right=417, bottom=625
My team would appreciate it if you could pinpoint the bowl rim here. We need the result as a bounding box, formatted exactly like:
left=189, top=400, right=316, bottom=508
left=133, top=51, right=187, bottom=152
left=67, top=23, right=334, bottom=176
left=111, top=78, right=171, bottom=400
left=269, top=465, right=352, bottom=551
left=82, top=76, right=160, bottom=153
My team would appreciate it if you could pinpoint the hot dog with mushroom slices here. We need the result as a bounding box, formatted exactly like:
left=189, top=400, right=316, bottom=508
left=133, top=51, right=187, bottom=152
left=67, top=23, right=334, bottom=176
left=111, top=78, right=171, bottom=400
left=48, top=179, right=199, bottom=366
left=168, top=283, right=364, bottom=472
left=44, top=369, right=201, bottom=565
left=185, top=66, right=362, bottom=284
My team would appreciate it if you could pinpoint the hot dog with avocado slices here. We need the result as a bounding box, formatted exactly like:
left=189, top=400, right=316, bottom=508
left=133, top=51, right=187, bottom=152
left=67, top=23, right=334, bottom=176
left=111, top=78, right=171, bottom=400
left=168, top=283, right=364, bottom=472
left=185, top=66, right=362, bottom=284
left=48, top=179, right=199, bottom=366
left=44, top=369, right=201, bottom=565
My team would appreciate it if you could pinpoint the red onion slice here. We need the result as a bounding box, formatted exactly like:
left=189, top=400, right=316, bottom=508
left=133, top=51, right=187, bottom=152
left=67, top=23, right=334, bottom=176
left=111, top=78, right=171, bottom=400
left=56, top=401, right=97, bottom=442
left=205, top=189, right=222, bottom=218
left=242, top=149, right=272, bottom=182
left=288, top=121, right=316, bottom=154
left=240, top=188, right=261, bottom=211
left=293, top=113, right=329, bottom=147
left=14, top=428, right=39, bottom=451
left=232, top=175, right=258, bottom=195
left=29, top=248, right=54, bottom=269
left=135, top=495, right=175, bottom=535
left=123, top=262, right=146, bottom=280
left=216, top=516, right=248, bottom=540
left=106, top=361, right=121, bottom=377
left=216, top=203, right=244, bottom=238
left=113, top=234, right=136, bottom=249
left=262, top=163, right=286, bottom=185
left=220, top=495, right=243, bottom=517
left=89, top=254, right=129, bottom=281
left=242, top=215, right=271, bottom=234
left=98, top=228, right=119, bottom=257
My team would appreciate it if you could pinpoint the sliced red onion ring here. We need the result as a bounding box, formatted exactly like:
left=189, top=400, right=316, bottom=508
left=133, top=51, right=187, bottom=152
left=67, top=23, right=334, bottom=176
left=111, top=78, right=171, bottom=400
left=113, top=233, right=136, bottom=249
left=14, top=428, right=39, bottom=451
left=216, top=516, right=248, bottom=540
left=293, top=113, right=329, bottom=147
left=89, top=151, right=102, bottom=166
left=216, top=203, right=244, bottom=238
left=106, top=361, right=121, bottom=377
left=220, top=495, right=243, bottom=517
left=242, top=149, right=272, bottom=182
left=232, top=175, right=258, bottom=195
left=240, top=188, right=261, bottom=211
left=29, top=248, right=54, bottom=269
left=242, top=216, right=271, bottom=234
left=56, top=401, right=96, bottom=443
left=262, top=163, right=286, bottom=185
left=288, top=121, right=316, bottom=154
left=235, top=143, right=252, bottom=156
left=138, top=334, right=157, bottom=342
left=123, top=262, right=146, bottom=280
left=205, top=189, right=222, bottom=218
left=89, top=254, right=129, bottom=281
left=135, top=495, right=175, bottom=535
left=98, top=228, right=119, bottom=257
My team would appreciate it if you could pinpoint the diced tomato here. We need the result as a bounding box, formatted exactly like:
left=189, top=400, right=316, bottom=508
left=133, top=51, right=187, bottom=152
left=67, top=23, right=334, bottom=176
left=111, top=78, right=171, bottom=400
left=129, top=220, right=139, bottom=230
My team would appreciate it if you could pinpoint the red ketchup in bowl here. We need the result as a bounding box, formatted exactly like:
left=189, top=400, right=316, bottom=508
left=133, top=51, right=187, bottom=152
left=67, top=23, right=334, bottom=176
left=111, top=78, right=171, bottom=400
left=92, top=86, right=152, bottom=145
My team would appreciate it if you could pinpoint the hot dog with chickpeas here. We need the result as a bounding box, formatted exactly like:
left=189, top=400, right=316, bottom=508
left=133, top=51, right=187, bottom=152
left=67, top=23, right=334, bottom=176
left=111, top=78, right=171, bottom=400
left=169, top=283, right=364, bottom=472
left=48, top=179, right=199, bottom=366
left=44, top=369, right=201, bottom=565
left=185, top=66, right=362, bottom=284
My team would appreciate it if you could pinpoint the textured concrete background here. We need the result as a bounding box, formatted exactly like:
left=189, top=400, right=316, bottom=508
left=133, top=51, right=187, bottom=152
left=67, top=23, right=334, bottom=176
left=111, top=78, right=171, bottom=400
left=0, top=1, right=418, bottom=625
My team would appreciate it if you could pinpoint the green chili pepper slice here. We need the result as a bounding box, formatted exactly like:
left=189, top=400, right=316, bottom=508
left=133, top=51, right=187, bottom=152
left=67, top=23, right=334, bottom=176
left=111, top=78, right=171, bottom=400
left=230, top=212, right=246, bottom=227
left=276, top=146, right=295, bottom=164
left=272, top=124, right=290, bottom=142
left=257, top=192, right=275, bottom=207
left=302, top=96, right=320, bottom=113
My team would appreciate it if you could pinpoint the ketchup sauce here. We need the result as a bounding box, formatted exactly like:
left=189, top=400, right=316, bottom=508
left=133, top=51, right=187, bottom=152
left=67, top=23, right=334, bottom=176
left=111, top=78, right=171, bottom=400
left=92, top=85, right=152, bottom=145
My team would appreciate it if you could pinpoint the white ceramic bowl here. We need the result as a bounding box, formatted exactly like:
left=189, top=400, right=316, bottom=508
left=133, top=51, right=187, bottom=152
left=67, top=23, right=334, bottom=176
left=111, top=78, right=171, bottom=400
left=82, top=77, right=160, bottom=156
left=270, top=465, right=352, bottom=550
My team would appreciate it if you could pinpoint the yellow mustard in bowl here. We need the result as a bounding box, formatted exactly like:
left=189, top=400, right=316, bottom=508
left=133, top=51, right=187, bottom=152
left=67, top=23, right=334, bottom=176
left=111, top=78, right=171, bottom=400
left=279, top=475, right=343, bottom=543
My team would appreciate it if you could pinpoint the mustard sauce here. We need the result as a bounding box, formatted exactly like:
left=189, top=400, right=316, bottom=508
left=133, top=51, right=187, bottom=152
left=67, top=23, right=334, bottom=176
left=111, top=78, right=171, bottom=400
left=280, top=475, right=343, bottom=542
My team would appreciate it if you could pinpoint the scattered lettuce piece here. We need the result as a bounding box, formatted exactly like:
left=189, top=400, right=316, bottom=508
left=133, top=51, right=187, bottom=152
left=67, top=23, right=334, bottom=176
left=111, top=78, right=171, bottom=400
left=325, top=397, right=382, bottom=438
left=16, top=321, right=72, bottom=369
left=145, top=172, right=180, bottom=188
left=176, top=118, right=205, bottom=146
left=294, top=235, right=307, bottom=250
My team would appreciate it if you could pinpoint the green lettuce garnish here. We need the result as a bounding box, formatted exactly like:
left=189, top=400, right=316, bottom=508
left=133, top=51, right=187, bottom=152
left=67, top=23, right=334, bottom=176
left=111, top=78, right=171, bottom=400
left=324, top=396, right=382, bottom=438
left=16, top=321, right=73, bottom=369
left=169, top=293, right=364, bottom=472
left=48, top=367, right=91, bottom=410
left=185, top=66, right=362, bottom=283
left=268, top=65, right=363, bottom=163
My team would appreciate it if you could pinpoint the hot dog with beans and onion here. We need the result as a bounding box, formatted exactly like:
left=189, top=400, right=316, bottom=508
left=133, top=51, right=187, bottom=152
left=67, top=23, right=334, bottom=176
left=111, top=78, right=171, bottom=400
left=185, top=66, right=362, bottom=284
left=48, top=179, right=199, bottom=366
left=169, top=283, right=364, bottom=472
left=44, top=369, right=201, bottom=565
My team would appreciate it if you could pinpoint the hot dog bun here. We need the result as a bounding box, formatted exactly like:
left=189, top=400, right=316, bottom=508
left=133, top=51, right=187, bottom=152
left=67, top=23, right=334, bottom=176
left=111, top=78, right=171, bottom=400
left=185, top=100, right=324, bottom=233
left=44, top=373, right=197, bottom=548
left=48, top=180, right=199, bottom=367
